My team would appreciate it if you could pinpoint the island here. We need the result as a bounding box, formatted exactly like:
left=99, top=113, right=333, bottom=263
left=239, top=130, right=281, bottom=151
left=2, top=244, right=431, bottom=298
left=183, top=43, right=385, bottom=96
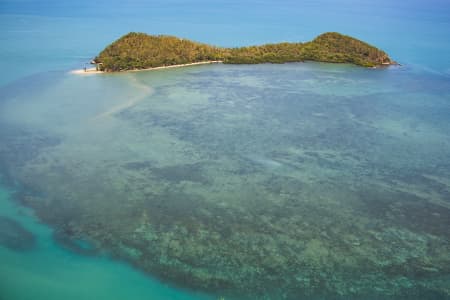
left=90, top=32, right=395, bottom=72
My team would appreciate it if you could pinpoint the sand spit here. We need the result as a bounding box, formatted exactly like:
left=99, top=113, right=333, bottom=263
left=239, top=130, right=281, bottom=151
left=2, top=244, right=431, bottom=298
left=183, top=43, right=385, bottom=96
left=71, top=61, right=223, bottom=75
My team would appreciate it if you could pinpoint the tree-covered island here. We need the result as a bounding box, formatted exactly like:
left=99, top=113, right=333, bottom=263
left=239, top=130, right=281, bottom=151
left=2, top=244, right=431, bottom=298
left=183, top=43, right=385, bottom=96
left=93, top=32, right=396, bottom=72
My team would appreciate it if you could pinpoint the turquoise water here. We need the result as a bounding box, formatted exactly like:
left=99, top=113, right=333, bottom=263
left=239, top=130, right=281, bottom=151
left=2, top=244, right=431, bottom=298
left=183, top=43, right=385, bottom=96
left=1, top=0, right=450, bottom=86
left=0, top=184, right=212, bottom=300
left=1, top=1, right=450, bottom=299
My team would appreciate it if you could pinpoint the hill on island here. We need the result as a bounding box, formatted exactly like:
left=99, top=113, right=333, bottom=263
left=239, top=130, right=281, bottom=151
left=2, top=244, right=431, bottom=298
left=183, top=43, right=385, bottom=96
left=93, top=32, right=395, bottom=71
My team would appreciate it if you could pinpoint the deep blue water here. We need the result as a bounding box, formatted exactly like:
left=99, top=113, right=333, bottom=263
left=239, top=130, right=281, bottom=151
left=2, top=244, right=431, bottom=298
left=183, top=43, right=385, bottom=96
left=1, top=1, right=450, bottom=299
left=1, top=0, right=450, bottom=86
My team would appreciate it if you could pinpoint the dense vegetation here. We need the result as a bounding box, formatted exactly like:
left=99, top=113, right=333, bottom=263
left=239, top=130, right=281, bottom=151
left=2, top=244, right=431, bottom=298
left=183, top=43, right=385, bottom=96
left=94, top=32, right=395, bottom=71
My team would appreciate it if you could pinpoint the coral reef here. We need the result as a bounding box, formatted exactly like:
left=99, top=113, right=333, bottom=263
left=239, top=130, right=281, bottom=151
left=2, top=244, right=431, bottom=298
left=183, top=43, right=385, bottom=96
left=0, top=64, right=449, bottom=299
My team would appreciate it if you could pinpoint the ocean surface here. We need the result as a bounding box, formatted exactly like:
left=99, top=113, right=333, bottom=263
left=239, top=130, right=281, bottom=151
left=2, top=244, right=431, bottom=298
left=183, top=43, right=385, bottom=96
left=1, top=1, right=450, bottom=299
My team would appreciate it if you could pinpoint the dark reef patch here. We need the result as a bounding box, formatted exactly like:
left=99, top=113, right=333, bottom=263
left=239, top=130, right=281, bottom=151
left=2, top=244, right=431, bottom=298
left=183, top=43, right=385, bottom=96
left=0, top=125, right=61, bottom=169
left=52, top=229, right=98, bottom=256
left=123, top=160, right=154, bottom=171
left=123, top=161, right=209, bottom=184
left=150, top=163, right=209, bottom=184
left=359, top=188, right=450, bottom=237
left=0, top=216, right=35, bottom=251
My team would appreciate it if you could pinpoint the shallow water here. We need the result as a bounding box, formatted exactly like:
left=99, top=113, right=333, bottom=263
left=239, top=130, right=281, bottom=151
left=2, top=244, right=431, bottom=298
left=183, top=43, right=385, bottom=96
left=0, top=62, right=449, bottom=299
left=0, top=183, right=213, bottom=300
left=1, top=0, right=450, bottom=299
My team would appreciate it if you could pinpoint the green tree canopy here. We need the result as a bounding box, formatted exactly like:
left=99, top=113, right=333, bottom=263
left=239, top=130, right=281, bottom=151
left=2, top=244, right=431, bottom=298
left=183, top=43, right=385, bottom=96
left=94, top=32, right=395, bottom=71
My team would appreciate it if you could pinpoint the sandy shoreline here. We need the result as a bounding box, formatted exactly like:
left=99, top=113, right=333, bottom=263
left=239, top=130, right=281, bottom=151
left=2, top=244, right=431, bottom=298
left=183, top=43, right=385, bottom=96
left=70, top=61, right=222, bottom=75
left=70, top=68, right=103, bottom=75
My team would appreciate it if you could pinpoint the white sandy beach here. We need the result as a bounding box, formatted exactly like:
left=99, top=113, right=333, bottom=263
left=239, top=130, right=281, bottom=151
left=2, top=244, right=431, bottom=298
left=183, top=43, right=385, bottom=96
left=71, top=61, right=223, bottom=75
left=70, top=67, right=103, bottom=75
